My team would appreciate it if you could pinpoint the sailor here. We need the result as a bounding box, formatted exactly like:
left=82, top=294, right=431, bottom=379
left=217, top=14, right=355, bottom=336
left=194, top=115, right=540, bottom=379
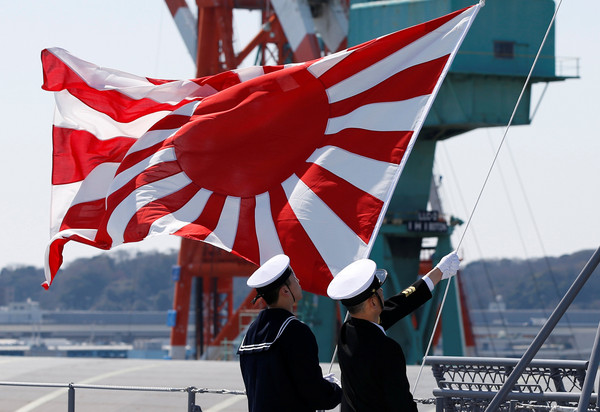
left=327, top=251, right=460, bottom=412
left=238, top=254, right=342, bottom=412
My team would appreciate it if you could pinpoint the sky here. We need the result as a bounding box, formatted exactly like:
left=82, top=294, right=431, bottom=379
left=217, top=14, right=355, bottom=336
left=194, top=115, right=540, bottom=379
left=0, top=0, right=598, bottom=277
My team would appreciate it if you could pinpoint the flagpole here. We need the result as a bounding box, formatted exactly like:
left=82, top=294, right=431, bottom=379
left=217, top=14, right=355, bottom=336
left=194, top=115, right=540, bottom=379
left=485, top=245, right=600, bottom=412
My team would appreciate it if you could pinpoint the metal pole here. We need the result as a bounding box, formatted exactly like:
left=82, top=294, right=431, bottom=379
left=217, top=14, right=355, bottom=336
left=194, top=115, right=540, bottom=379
left=188, top=387, right=201, bottom=412
left=195, top=277, right=204, bottom=359
left=485, top=245, right=600, bottom=412
left=577, top=315, right=600, bottom=411
left=436, top=398, right=444, bottom=412
left=68, top=383, right=75, bottom=412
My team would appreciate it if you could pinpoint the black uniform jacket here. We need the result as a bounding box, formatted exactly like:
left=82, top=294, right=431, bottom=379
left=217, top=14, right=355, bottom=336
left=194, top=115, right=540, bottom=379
left=338, top=279, right=432, bottom=412
left=238, top=307, right=342, bottom=412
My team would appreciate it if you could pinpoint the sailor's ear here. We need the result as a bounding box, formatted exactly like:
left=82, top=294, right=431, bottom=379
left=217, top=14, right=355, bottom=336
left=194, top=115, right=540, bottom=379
left=368, top=294, right=377, bottom=308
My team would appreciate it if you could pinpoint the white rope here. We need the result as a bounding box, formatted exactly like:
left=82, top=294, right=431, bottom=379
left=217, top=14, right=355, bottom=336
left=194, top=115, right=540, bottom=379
left=412, top=0, right=565, bottom=393
left=412, top=275, right=453, bottom=391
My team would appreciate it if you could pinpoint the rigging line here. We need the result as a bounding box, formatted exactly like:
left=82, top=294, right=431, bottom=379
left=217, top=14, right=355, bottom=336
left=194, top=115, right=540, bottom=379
left=455, top=0, right=564, bottom=252
left=432, top=156, right=501, bottom=357
left=503, top=137, right=583, bottom=357
left=433, top=163, right=510, bottom=357
left=483, top=131, right=563, bottom=358
left=415, top=1, right=564, bottom=387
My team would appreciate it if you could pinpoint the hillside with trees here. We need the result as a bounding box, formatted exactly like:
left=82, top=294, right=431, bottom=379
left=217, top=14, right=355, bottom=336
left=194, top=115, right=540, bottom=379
left=0, top=251, right=178, bottom=311
left=1, top=248, right=598, bottom=311
left=459, top=249, right=599, bottom=311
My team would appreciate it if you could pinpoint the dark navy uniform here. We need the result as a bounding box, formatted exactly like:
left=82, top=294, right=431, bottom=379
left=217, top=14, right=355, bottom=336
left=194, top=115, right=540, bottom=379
left=238, top=307, right=342, bottom=412
left=337, top=279, right=432, bottom=412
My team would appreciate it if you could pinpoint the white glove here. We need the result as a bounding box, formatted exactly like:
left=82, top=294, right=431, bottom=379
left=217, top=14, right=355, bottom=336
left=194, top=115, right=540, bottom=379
left=435, top=251, right=460, bottom=280
left=323, top=373, right=341, bottom=388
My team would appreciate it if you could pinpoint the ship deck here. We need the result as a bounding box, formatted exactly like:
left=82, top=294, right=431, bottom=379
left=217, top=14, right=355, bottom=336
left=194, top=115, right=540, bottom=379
left=0, top=356, right=438, bottom=411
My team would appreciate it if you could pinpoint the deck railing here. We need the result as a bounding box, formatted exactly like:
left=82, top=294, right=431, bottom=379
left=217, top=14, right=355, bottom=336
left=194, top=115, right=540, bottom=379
left=424, top=356, right=598, bottom=411
left=0, top=380, right=246, bottom=412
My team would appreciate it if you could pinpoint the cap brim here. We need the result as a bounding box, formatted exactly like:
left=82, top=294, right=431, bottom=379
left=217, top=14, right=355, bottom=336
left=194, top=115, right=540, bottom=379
left=375, top=269, right=387, bottom=286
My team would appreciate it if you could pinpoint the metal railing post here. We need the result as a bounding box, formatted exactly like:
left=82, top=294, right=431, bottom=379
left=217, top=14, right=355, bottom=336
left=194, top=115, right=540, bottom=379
left=549, top=367, right=566, bottom=392
left=68, top=383, right=75, bottom=412
left=435, top=397, right=444, bottom=412
left=188, top=387, right=201, bottom=412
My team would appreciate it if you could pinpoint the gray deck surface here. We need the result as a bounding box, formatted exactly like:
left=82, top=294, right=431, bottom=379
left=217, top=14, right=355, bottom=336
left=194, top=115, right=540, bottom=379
left=0, top=356, right=438, bottom=411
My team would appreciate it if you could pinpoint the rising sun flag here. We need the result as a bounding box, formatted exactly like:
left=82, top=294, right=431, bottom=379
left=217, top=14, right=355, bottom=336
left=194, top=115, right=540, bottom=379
left=41, top=4, right=480, bottom=295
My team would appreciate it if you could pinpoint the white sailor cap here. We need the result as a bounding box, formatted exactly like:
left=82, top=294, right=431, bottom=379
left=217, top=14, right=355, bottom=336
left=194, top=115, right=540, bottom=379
left=327, top=259, right=387, bottom=306
left=247, top=254, right=294, bottom=302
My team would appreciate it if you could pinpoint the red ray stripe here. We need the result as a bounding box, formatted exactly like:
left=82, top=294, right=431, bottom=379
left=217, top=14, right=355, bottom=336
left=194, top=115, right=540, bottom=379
left=95, top=165, right=197, bottom=247
left=52, top=127, right=135, bottom=185
left=45, top=238, right=68, bottom=287
left=317, top=6, right=470, bottom=89
left=296, top=163, right=383, bottom=244
left=263, top=66, right=285, bottom=75
left=58, top=198, right=106, bottom=232
left=45, top=238, right=68, bottom=288
left=148, top=71, right=245, bottom=91
left=328, top=56, right=449, bottom=118
left=346, top=38, right=376, bottom=53
left=111, top=113, right=195, bottom=175
left=173, top=192, right=227, bottom=241
left=269, top=185, right=333, bottom=296
left=114, top=141, right=173, bottom=176
left=191, top=70, right=244, bottom=91
left=41, top=49, right=196, bottom=123
left=122, top=183, right=200, bottom=243
left=153, top=67, right=282, bottom=93
left=106, top=161, right=183, bottom=210
left=145, top=77, right=179, bottom=86
left=148, top=113, right=195, bottom=132
left=45, top=233, right=109, bottom=288
left=231, top=197, right=260, bottom=264
left=324, top=129, right=413, bottom=165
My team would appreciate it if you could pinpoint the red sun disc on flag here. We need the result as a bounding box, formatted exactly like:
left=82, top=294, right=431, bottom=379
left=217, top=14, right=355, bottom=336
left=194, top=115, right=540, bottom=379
left=171, top=65, right=330, bottom=198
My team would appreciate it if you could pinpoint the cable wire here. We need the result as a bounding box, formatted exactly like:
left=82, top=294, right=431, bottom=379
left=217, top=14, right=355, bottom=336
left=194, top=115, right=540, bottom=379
left=483, top=131, right=561, bottom=357
left=434, top=154, right=503, bottom=357
left=503, top=137, right=583, bottom=358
